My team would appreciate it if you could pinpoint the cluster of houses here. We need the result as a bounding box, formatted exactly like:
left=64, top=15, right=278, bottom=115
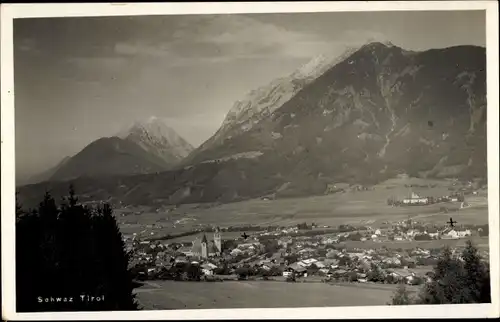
left=388, top=190, right=469, bottom=207
left=124, top=219, right=487, bottom=285
left=313, top=220, right=474, bottom=243
left=281, top=251, right=432, bottom=285
left=390, top=225, right=472, bottom=241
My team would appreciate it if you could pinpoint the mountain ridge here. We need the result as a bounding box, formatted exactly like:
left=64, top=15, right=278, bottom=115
left=188, top=46, right=359, bottom=161
left=17, top=43, right=487, bottom=208
left=33, top=117, right=194, bottom=183
left=48, top=136, right=170, bottom=182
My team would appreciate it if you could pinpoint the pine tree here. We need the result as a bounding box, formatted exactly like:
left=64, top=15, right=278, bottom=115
left=434, top=246, right=454, bottom=280
left=16, top=194, right=43, bottom=311
left=412, top=242, right=490, bottom=305
left=461, top=240, right=490, bottom=303
left=37, top=191, right=63, bottom=300
left=58, top=187, right=96, bottom=310
left=91, top=203, right=139, bottom=310
left=16, top=186, right=140, bottom=312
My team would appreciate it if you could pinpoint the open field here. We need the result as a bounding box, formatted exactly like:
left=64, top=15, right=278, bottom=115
left=134, top=280, right=420, bottom=310
left=163, top=231, right=250, bottom=243
left=116, top=178, right=489, bottom=237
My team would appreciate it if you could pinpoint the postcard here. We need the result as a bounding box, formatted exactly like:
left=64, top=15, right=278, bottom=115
left=1, top=1, right=499, bottom=320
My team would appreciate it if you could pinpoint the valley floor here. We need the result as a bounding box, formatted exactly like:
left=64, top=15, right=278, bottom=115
left=116, top=178, right=489, bottom=237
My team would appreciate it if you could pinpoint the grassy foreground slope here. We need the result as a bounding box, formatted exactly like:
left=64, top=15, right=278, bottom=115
left=135, top=280, right=415, bottom=310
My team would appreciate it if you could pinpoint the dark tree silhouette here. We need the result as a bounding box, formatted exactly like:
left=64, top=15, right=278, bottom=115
left=15, top=186, right=139, bottom=312
left=457, top=241, right=490, bottom=303
left=417, top=246, right=469, bottom=304
left=263, top=239, right=280, bottom=254
left=284, top=254, right=299, bottom=264
left=90, top=203, right=139, bottom=310
left=235, top=267, right=251, bottom=280
left=391, top=242, right=490, bottom=305
left=185, top=263, right=202, bottom=281
left=367, top=263, right=385, bottom=283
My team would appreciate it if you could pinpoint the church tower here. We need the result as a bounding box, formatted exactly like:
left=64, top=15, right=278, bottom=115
left=214, top=226, right=222, bottom=255
left=201, top=234, right=208, bottom=259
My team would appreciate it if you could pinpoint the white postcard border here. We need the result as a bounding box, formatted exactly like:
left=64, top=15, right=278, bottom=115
left=1, top=1, right=498, bottom=320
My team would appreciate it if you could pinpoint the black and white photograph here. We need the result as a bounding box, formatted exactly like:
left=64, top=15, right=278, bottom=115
left=1, top=1, right=499, bottom=320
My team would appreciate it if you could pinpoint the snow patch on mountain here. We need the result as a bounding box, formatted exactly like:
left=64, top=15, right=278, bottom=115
left=292, top=54, right=331, bottom=79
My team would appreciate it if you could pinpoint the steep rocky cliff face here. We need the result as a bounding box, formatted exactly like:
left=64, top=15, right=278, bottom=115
left=190, top=48, right=358, bottom=159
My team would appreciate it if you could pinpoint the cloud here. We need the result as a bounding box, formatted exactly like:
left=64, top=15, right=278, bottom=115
left=68, top=56, right=129, bottom=68
left=114, top=42, right=173, bottom=58
left=196, top=15, right=331, bottom=59
left=104, top=18, right=397, bottom=68
left=107, top=14, right=333, bottom=66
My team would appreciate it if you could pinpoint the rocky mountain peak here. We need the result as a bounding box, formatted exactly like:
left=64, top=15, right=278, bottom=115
left=117, top=116, right=194, bottom=161
left=191, top=46, right=362, bottom=158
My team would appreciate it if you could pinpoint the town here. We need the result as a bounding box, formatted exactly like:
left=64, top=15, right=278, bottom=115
left=125, top=217, right=489, bottom=286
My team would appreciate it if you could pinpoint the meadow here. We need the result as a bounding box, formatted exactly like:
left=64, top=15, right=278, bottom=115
left=116, top=177, right=489, bottom=238
left=165, top=231, right=250, bottom=244
left=134, top=280, right=419, bottom=310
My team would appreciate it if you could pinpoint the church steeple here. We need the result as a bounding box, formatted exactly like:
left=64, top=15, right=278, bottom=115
left=201, top=234, right=208, bottom=259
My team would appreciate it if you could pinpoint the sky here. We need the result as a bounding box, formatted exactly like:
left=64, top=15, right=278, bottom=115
left=14, top=10, right=486, bottom=179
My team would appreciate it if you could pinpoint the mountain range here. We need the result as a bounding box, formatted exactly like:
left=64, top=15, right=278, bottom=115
left=21, top=117, right=193, bottom=184
left=16, top=42, right=487, bottom=209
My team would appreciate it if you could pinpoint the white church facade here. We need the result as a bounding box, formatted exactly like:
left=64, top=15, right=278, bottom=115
left=403, top=192, right=429, bottom=205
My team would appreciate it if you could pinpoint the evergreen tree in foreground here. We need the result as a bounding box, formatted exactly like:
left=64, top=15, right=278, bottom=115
left=391, top=242, right=490, bottom=305
left=16, top=186, right=139, bottom=312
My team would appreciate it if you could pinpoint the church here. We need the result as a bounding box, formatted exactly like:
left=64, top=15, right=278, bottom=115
left=191, top=227, right=222, bottom=259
